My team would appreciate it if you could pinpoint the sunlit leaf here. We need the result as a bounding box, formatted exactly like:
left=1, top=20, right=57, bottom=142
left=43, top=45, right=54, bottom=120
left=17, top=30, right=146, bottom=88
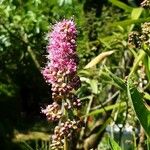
left=127, top=84, right=150, bottom=137
left=84, top=51, right=115, bottom=69
left=110, top=17, right=150, bottom=27
left=128, top=50, right=146, bottom=78
left=144, top=92, right=150, bottom=101
left=105, top=68, right=126, bottom=90
left=109, top=138, right=122, bottom=150
left=131, top=8, right=143, bottom=20
left=58, top=0, right=72, bottom=6
left=89, top=79, right=98, bottom=94
left=130, top=7, right=143, bottom=31
left=83, top=102, right=126, bottom=117
left=109, top=0, right=132, bottom=12
left=143, top=56, right=150, bottom=81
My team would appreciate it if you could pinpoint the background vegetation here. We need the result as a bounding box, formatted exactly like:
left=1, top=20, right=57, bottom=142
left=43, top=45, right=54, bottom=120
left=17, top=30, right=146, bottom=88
left=0, top=0, right=150, bottom=149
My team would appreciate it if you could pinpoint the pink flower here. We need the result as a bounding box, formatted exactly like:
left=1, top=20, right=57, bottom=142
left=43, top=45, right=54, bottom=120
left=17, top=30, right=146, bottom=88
left=41, top=102, right=62, bottom=121
left=47, top=19, right=77, bottom=72
left=42, top=18, right=81, bottom=113
left=42, top=19, right=80, bottom=90
left=41, top=19, right=82, bottom=149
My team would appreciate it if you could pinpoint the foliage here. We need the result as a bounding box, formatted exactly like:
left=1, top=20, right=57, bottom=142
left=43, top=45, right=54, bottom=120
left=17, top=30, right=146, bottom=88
left=1, top=0, right=150, bottom=149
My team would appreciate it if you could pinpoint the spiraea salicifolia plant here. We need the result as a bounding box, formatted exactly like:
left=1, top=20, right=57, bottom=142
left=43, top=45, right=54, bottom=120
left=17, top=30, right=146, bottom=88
left=41, top=19, right=82, bottom=149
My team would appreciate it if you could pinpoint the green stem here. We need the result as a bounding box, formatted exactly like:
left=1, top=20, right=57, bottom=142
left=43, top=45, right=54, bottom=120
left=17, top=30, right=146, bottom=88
left=63, top=101, right=69, bottom=150
left=64, top=136, right=68, bottom=150
left=27, top=46, right=41, bottom=70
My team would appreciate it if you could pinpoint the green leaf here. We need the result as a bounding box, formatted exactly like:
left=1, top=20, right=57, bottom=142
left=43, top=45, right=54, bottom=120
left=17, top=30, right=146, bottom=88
left=148, top=57, right=150, bottom=72
left=89, top=79, right=98, bottom=94
left=127, top=84, right=150, bottom=137
left=79, top=69, right=97, bottom=77
left=110, top=17, right=150, bottom=27
left=83, top=102, right=126, bottom=117
left=108, top=0, right=132, bottom=12
left=58, top=0, right=72, bottom=6
left=84, top=51, right=115, bottom=69
left=109, top=138, right=122, bottom=150
left=105, top=67, right=126, bottom=90
left=0, top=83, right=15, bottom=96
left=131, top=8, right=143, bottom=20
left=144, top=92, right=150, bottom=101
left=128, top=50, right=146, bottom=78
left=130, top=7, right=143, bottom=31
left=80, top=77, right=90, bottom=84
left=143, top=56, right=150, bottom=81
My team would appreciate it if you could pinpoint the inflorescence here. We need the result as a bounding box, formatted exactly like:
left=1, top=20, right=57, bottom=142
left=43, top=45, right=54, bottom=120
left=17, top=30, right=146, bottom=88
left=41, top=19, right=82, bottom=149
left=128, top=22, right=150, bottom=90
left=128, top=22, right=150, bottom=48
left=141, top=0, right=150, bottom=8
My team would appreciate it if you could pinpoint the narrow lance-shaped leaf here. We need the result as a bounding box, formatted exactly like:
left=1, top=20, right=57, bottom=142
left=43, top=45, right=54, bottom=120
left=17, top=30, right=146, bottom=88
left=84, top=50, right=115, bottom=69
left=130, top=7, right=143, bottom=31
left=83, top=102, right=126, bottom=117
left=131, top=8, right=143, bottom=20
left=144, top=92, right=150, bottom=101
left=143, top=56, right=150, bottom=82
left=109, top=138, right=122, bottom=150
left=110, top=17, right=150, bottom=27
left=128, top=50, right=146, bottom=78
left=108, top=0, right=132, bottom=12
left=105, top=67, right=126, bottom=90
left=89, top=79, right=98, bottom=94
left=127, top=84, right=150, bottom=137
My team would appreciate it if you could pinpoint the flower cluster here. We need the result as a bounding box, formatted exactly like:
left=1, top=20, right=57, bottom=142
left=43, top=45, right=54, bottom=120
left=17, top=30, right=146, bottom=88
left=128, top=22, right=150, bottom=48
left=43, top=19, right=78, bottom=79
left=128, top=31, right=141, bottom=48
left=41, top=102, right=62, bottom=122
left=141, top=0, right=150, bottom=8
left=141, top=22, right=150, bottom=35
left=137, top=64, right=147, bottom=90
left=64, top=93, right=82, bottom=109
left=51, top=119, right=81, bottom=150
left=128, top=23, right=149, bottom=91
left=41, top=19, right=82, bottom=149
left=42, top=19, right=81, bottom=100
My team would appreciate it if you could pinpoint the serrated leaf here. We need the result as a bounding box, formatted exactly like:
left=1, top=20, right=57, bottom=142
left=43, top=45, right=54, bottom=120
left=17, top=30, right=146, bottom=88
left=84, top=51, right=115, bottom=69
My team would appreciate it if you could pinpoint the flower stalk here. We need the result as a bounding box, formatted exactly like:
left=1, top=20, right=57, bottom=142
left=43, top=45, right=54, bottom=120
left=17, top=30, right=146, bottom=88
left=41, top=19, right=82, bottom=149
